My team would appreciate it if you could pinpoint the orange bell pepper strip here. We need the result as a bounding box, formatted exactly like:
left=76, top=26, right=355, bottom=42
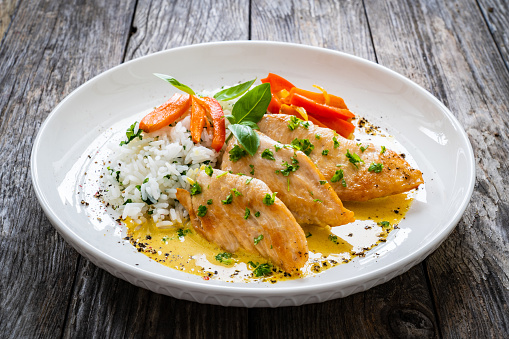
left=290, top=93, right=355, bottom=120
left=261, top=73, right=296, bottom=113
left=202, top=97, right=226, bottom=152
left=288, top=87, right=348, bottom=109
left=280, top=104, right=327, bottom=127
left=139, top=93, right=191, bottom=133
left=312, top=114, right=356, bottom=138
left=190, top=96, right=207, bottom=143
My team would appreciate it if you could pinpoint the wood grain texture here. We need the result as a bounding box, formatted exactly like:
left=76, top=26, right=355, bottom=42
left=0, top=0, right=135, bottom=337
left=0, top=0, right=18, bottom=46
left=364, top=0, right=509, bottom=337
left=478, top=0, right=509, bottom=70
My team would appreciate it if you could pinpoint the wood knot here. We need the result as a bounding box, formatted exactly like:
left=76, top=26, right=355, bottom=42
left=388, top=308, right=435, bottom=338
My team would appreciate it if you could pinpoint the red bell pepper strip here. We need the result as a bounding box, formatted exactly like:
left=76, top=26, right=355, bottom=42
left=312, top=114, right=356, bottom=138
left=202, top=97, right=226, bottom=152
left=261, top=73, right=296, bottom=113
left=190, top=96, right=207, bottom=143
left=290, top=93, right=355, bottom=120
left=288, top=87, right=348, bottom=109
left=139, top=93, right=191, bottom=133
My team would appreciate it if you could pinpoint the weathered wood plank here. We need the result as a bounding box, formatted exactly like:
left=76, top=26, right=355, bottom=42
left=61, top=1, right=251, bottom=338
left=478, top=0, right=509, bottom=71
left=250, top=1, right=439, bottom=337
left=0, top=0, right=135, bottom=337
left=364, top=0, right=509, bottom=337
left=0, top=0, right=18, bottom=45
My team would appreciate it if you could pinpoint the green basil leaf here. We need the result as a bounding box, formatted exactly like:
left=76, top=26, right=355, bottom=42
left=213, top=78, right=256, bottom=101
left=232, top=83, right=271, bottom=124
left=225, top=114, right=237, bottom=124
left=239, top=121, right=259, bottom=130
left=153, top=73, right=196, bottom=95
left=228, top=124, right=260, bottom=156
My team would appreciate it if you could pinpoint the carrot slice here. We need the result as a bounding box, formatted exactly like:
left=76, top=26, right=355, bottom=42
left=290, top=93, right=355, bottom=120
left=202, top=97, right=226, bottom=152
left=191, top=96, right=207, bottom=143
left=288, top=87, right=348, bottom=109
left=139, top=93, right=191, bottom=133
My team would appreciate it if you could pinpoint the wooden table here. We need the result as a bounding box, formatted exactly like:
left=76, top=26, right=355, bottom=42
left=1, top=0, right=508, bottom=337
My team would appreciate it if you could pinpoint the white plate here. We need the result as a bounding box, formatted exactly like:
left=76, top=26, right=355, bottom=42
left=31, top=41, right=475, bottom=307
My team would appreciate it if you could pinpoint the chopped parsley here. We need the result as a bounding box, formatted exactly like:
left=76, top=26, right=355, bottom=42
left=280, top=161, right=299, bottom=176
left=205, top=165, right=213, bottom=177
left=190, top=182, right=202, bottom=195
left=206, top=199, right=213, bottom=205
left=215, top=252, right=233, bottom=265
left=331, top=169, right=344, bottom=183
left=229, top=144, right=248, bottom=162
left=290, top=138, right=314, bottom=156
left=221, top=193, right=233, bottom=205
left=381, top=146, right=386, bottom=154
left=231, top=188, right=242, bottom=196
left=245, top=177, right=253, bottom=185
left=315, top=134, right=321, bottom=140
left=319, top=180, right=327, bottom=185
left=261, top=149, right=275, bottom=160
left=216, top=171, right=228, bottom=178
left=322, top=149, right=329, bottom=156
left=288, top=116, right=310, bottom=130
left=254, top=234, right=264, bottom=245
left=332, top=135, right=340, bottom=149
left=378, top=221, right=390, bottom=228
left=177, top=228, right=191, bottom=237
left=313, top=199, right=323, bottom=203
left=346, top=149, right=364, bottom=168
left=249, top=164, right=255, bottom=175
left=263, top=192, right=277, bottom=206
left=274, top=144, right=283, bottom=152
left=197, top=205, right=207, bottom=217
left=254, top=211, right=261, bottom=217
left=368, top=162, right=383, bottom=173
left=328, top=234, right=339, bottom=244
left=244, top=208, right=251, bottom=219
left=341, top=178, right=347, bottom=187
left=360, top=144, right=369, bottom=152
left=249, top=262, right=273, bottom=277
left=119, top=121, right=143, bottom=146
left=123, top=199, right=132, bottom=205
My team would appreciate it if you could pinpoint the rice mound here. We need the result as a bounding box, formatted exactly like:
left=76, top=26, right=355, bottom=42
left=102, top=115, right=221, bottom=228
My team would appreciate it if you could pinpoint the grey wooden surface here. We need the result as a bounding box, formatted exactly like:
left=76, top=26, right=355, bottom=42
left=0, top=0, right=508, bottom=338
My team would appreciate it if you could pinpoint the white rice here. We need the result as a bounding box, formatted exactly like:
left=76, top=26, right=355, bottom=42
left=102, top=114, right=222, bottom=228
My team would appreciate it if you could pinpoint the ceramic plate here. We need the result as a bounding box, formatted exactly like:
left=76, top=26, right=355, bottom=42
left=31, top=41, right=475, bottom=307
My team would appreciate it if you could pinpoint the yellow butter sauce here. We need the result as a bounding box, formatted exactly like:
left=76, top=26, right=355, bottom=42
left=124, top=190, right=416, bottom=283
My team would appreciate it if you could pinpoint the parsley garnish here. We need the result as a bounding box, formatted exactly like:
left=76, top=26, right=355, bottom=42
left=274, top=144, right=282, bottom=152
left=261, top=149, right=275, bottom=160
left=315, top=134, right=321, bottom=140
left=319, top=180, right=327, bottom=185
left=291, top=138, right=314, bottom=156
left=229, top=144, right=248, bottom=162
left=313, top=199, right=323, bottom=203
left=221, top=193, right=233, bottom=205
left=332, top=135, right=340, bottom=149
left=288, top=116, right=309, bottom=131
left=263, top=192, right=277, bottom=206
left=331, top=169, right=344, bottom=183
left=368, top=162, right=383, bottom=173
left=244, top=208, right=251, bottom=219
left=280, top=161, right=299, bottom=176
left=322, top=149, right=329, bottom=156
left=346, top=149, right=364, bottom=168
left=207, top=199, right=213, bottom=205
left=341, top=178, right=347, bottom=187
left=216, top=171, right=228, bottom=178
left=231, top=188, right=242, bottom=196
left=177, top=228, right=191, bottom=237
left=250, top=262, right=273, bottom=277
left=119, top=121, right=143, bottom=146
left=197, top=205, right=207, bottom=217
left=254, top=234, right=264, bottom=245
left=381, top=146, right=386, bottom=154
left=246, top=177, right=253, bottom=185
left=190, top=182, right=202, bottom=195
left=328, top=234, right=339, bottom=244
left=254, top=211, right=261, bottom=217
left=249, top=164, right=255, bottom=175
left=378, top=221, right=390, bottom=228
left=215, top=252, right=233, bottom=265
left=205, top=165, right=213, bottom=177
left=360, top=144, right=369, bottom=152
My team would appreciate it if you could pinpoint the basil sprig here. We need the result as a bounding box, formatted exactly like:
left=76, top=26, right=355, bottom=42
left=226, top=83, right=271, bottom=155
left=153, top=73, right=196, bottom=95
left=213, top=78, right=256, bottom=101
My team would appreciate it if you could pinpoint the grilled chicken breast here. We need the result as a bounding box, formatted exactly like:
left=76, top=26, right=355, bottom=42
left=221, top=132, right=354, bottom=227
left=176, top=169, right=308, bottom=272
left=257, top=114, right=424, bottom=201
